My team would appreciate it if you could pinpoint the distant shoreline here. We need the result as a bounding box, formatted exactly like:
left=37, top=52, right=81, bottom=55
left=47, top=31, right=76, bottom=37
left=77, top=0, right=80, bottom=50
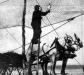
left=51, top=65, right=84, bottom=69
left=35, top=65, right=84, bottom=69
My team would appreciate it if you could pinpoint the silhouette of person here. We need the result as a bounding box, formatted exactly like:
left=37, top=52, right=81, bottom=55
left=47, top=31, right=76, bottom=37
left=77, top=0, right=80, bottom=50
left=31, top=5, right=50, bottom=44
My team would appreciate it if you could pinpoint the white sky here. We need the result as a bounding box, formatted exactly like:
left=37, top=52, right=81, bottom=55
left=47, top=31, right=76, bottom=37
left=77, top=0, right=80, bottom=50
left=0, top=0, right=84, bottom=65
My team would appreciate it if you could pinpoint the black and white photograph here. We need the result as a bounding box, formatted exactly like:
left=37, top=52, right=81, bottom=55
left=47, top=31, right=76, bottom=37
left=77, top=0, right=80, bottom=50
left=0, top=0, right=84, bottom=75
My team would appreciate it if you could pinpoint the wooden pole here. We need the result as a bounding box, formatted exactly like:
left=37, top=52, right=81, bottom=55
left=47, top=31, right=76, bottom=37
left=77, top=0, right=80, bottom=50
left=28, top=43, right=33, bottom=75
left=22, top=0, right=26, bottom=55
left=22, top=0, right=27, bottom=73
left=37, top=38, right=40, bottom=75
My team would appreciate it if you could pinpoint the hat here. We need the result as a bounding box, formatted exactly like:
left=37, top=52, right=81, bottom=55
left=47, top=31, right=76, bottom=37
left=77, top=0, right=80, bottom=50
left=34, top=5, right=40, bottom=10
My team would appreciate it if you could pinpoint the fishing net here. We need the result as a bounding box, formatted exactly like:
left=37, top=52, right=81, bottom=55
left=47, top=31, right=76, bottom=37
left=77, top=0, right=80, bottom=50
left=0, top=0, right=83, bottom=60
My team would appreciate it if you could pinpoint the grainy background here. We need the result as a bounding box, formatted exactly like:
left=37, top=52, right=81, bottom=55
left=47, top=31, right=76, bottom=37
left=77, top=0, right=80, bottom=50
left=0, top=0, right=84, bottom=66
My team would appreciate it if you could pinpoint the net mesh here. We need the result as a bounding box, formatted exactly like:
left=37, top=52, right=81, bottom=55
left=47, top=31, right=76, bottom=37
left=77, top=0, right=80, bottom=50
left=0, top=0, right=83, bottom=54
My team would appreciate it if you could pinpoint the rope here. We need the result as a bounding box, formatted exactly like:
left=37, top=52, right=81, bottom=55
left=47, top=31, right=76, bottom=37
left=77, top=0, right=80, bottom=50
left=35, top=0, right=59, bottom=37
left=7, top=14, right=82, bottom=53
left=8, top=45, right=22, bottom=52
left=0, top=0, right=9, bottom=5
left=74, top=58, right=84, bottom=71
left=0, top=25, right=32, bottom=30
left=26, top=19, right=73, bottom=54
left=41, top=21, right=69, bottom=38
left=2, top=45, right=22, bottom=53
left=41, top=14, right=83, bottom=38
left=46, top=17, right=59, bottom=37
left=1, top=42, right=30, bottom=53
left=6, top=29, right=21, bottom=45
left=2, top=2, right=82, bottom=54
left=41, top=14, right=83, bottom=28
left=46, top=0, right=59, bottom=36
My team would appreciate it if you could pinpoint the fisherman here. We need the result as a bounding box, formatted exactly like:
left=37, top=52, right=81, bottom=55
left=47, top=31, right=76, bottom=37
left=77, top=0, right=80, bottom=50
left=31, top=5, right=50, bottom=44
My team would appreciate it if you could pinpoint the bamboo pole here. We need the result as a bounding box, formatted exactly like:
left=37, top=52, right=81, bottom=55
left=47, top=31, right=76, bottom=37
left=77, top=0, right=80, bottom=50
left=28, top=43, right=33, bottom=75
left=22, top=0, right=27, bottom=74
left=22, top=0, right=26, bottom=55
left=37, top=38, right=40, bottom=75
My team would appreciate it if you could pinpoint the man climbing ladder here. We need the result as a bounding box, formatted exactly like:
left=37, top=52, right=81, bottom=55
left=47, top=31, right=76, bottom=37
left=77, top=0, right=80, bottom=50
left=31, top=5, right=50, bottom=44
left=28, top=5, right=51, bottom=75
